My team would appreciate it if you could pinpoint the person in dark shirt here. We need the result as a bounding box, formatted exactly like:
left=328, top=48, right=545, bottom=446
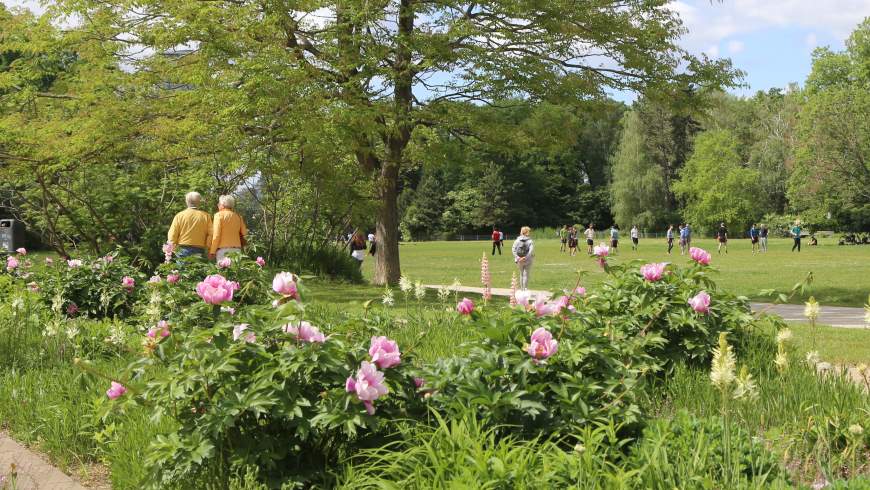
left=749, top=224, right=759, bottom=254
left=716, top=222, right=728, bottom=255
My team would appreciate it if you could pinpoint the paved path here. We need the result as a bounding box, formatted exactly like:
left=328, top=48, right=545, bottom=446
left=425, top=285, right=868, bottom=328
left=0, top=433, right=87, bottom=490
left=751, top=303, right=867, bottom=328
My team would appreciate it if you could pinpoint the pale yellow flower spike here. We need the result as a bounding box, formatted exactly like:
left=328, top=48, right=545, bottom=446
left=710, top=332, right=737, bottom=390
left=804, top=296, right=819, bottom=321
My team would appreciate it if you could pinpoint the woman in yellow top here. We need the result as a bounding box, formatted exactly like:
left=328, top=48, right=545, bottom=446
left=209, top=195, right=248, bottom=261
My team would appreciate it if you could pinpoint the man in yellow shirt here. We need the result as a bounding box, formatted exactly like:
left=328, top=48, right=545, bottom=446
left=167, top=192, right=212, bottom=259
left=209, top=195, right=248, bottom=261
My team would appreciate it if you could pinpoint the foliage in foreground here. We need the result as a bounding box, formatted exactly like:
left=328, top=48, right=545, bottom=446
left=91, top=251, right=769, bottom=488
left=336, top=411, right=791, bottom=490
left=0, top=249, right=867, bottom=488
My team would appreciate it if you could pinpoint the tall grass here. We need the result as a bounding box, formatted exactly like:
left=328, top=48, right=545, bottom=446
left=644, top=329, right=870, bottom=484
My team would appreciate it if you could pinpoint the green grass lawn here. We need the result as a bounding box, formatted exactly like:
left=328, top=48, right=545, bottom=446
left=786, top=323, right=870, bottom=364
left=362, top=237, right=870, bottom=307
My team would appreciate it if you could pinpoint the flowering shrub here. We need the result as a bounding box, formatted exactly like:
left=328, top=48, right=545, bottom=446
left=586, top=260, right=754, bottom=367
left=147, top=252, right=272, bottom=322
left=91, top=256, right=770, bottom=487
left=111, top=299, right=426, bottom=488
left=33, top=253, right=143, bottom=318
left=417, top=304, right=664, bottom=441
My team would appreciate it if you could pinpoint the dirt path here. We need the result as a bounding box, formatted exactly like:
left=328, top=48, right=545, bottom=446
left=0, top=433, right=88, bottom=489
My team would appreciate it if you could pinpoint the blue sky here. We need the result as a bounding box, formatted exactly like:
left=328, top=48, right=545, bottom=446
left=5, top=0, right=870, bottom=101
left=664, top=0, right=870, bottom=99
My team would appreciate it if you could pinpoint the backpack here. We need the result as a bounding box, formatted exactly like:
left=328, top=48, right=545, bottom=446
left=515, top=239, right=531, bottom=257
left=492, top=231, right=500, bottom=241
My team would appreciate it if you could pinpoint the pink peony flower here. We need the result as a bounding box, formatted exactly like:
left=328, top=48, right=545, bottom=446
left=526, top=327, right=558, bottom=361
left=456, top=297, right=474, bottom=315
left=121, top=276, right=135, bottom=289
left=66, top=303, right=79, bottom=316
left=640, top=262, right=667, bottom=282
left=167, top=273, right=180, bottom=284
left=104, top=255, right=114, bottom=263
left=284, top=321, right=326, bottom=343
left=272, top=272, right=299, bottom=298
left=369, top=336, right=401, bottom=369
left=256, top=256, right=265, bottom=267
left=6, top=256, right=19, bottom=271
left=196, top=274, right=235, bottom=305
left=106, top=381, right=127, bottom=400
left=414, top=377, right=425, bottom=388
left=514, top=290, right=532, bottom=308
left=593, top=244, right=610, bottom=257
left=27, top=282, right=39, bottom=292
left=689, top=247, right=711, bottom=265
left=217, top=257, right=232, bottom=269
left=534, top=296, right=561, bottom=317
left=45, top=257, right=53, bottom=265
left=147, top=320, right=171, bottom=339
left=15, top=247, right=26, bottom=255
left=67, top=259, right=83, bottom=268
left=574, top=286, right=586, bottom=297
left=232, top=323, right=256, bottom=343
left=688, top=291, right=711, bottom=314
left=148, top=275, right=161, bottom=284
left=345, top=361, right=389, bottom=415
left=162, top=242, right=175, bottom=263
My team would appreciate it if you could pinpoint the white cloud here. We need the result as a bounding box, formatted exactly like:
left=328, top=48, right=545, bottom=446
left=668, top=0, right=870, bottom=54
left=727, top=40, right=745, bottom=54
left=1, top=0, right=44, bottom=15
left=705, top=44, right=720, bottom=57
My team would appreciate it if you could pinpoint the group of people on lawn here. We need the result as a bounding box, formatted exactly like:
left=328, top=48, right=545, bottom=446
left=165, top=191, right=809, bottom=292
left=166, top=192, right=248, bottom=262
left=498, top=218, right=808, bottom=291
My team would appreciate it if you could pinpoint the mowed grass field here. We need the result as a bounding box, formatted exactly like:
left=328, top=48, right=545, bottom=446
left=362, top=236, right=870, bottom=307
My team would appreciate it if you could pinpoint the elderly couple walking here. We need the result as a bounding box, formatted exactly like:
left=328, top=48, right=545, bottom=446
left=167, top=192, right=248, bottom=262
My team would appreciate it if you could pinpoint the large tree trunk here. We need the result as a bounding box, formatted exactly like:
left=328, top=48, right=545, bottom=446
left=373, top=162, right=401, bottom=285
left=372, top=0, right=414, bottom=286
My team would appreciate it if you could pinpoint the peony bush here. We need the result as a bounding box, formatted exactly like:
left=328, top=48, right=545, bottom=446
left=33, top=253, right=143, bottom=318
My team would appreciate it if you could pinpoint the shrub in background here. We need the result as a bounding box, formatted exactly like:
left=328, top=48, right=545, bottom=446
left=590, top=259, right=754, bottom=369
left=34, top=253, right=142, bottom=319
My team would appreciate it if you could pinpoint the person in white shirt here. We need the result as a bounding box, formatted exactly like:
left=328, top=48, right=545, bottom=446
left=584, top=224, right=595, bottom=254
left=630, top=225, right=639, bottom=251
left=367, top=232, right=377, bottom=256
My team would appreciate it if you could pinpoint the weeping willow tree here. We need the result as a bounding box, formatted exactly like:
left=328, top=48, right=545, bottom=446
left=610, top=110, right=672, bottom=230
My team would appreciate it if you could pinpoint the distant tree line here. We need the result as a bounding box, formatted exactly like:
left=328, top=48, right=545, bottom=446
left=611, top=19, right=870, bottom=235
